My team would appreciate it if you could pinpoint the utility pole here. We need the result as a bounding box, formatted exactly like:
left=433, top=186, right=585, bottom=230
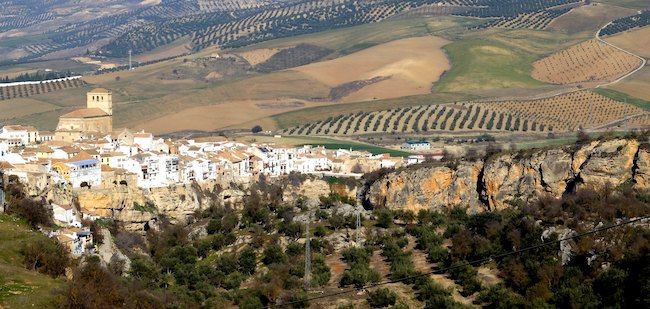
left=587, top=95, right=593, bottom=132
left=356, top=207, right=362, bottom=246
left=128, top=49, right=132, bottom=70
left=304, top=213, right=311, bottom=290
left=0, top=170, right=5, bottom=213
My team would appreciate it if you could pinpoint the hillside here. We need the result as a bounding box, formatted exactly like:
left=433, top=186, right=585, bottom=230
left=0, top=0, right=648, bottom=139
left=0, top=214, right=64, bottom=308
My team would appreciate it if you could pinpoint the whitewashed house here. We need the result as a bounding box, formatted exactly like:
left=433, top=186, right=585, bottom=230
left=0, top=125, right=29, bottom=145
left=133, top=132, right=154, bottom=151
left=52, top=204, right=78, bottom=226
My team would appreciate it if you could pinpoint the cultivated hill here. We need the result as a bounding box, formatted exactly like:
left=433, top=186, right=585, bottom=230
left=278, top=91, right=650, bottom=136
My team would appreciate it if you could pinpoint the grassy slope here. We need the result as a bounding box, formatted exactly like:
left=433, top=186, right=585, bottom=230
left=0, top=214, right=64, bottom=308
left=593, top=88, right=650, bottom=111
left=435, top=39, right=544, bottom=92
left=436, top=28, right=591, bottom=93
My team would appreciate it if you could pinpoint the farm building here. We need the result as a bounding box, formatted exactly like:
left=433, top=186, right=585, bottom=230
left=401, top=140, right=431, bottom=151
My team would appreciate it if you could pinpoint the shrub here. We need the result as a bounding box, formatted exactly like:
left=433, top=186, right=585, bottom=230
left=367, top=288, right=397, bottom=308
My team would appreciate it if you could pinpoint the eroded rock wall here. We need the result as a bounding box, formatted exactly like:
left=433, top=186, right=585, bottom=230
left=366, top=138, right=647, bottom=212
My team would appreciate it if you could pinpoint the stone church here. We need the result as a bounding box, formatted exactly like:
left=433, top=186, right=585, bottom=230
left=55, top=88, right=113, bottom=142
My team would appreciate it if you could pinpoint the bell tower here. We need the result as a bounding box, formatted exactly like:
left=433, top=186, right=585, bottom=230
left=87, top=88, right=112, bottom=115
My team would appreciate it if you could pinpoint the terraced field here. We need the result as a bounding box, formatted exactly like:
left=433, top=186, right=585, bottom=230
left=479, top=6, right=574, bottom=30
left=279, top=91, right=648, bottom=135
left=0, top=79, right=87, bottom=101
left=531, top=39, right=643, bottom=85
left=599, top=10, right=650, bottom=37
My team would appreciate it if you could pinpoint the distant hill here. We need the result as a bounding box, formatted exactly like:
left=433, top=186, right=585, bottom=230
left=0, top=0, right=585, bottom=65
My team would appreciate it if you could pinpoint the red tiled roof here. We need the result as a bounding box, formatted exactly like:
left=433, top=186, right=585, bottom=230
left=60, top=108, right=109, bottom=118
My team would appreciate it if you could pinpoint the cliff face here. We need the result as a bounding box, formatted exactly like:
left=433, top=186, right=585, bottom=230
left=366, top=138, right=645, bottom=212
left=49, top=177, right=355, bottom=231
left=48, top=181, right=221, bottom=231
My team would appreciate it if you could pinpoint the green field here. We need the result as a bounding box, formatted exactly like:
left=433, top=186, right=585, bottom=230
left=0, top=214, right=65, bottom=308
left=594, top=88, right=650, bottom=111
left=435, top=39, right=546, bottom=93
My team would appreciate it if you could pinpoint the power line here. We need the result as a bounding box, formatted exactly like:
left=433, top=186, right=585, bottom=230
left=263, top=214, right=650, bottom=308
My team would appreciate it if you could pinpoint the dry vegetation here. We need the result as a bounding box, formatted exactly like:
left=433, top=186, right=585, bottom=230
left=608, top=67, right=650, bottom=101
left=547, top=4, right=637, bottom=34
left=236, top=47, right=283, bottom=66
left=294, top=36, right=450, bottom=102
left=280, top=91, right=649, bottom=135
left=531, top=39, right=642, bottom=85
left=604, top=26, right=650, bottom=58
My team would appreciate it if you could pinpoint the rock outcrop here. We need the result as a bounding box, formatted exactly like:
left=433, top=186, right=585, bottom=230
left=366, top=138, right=647, bottom=212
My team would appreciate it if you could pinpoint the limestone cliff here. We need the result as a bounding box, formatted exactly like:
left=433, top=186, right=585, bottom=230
left=366, top=138, right=647, bottom=212
left=48, top=181, right=221, bottom=231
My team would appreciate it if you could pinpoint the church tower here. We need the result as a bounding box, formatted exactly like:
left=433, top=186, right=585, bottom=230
left=87, top=88, right=112, bottom=115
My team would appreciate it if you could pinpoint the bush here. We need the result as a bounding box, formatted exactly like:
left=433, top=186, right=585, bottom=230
left=6, top=194, right=52, bottom=228
left=367, top=288, right=397, bottom=308
left=223, top=271, right=245, bottom=290
left=251, top=125, right=263, bottom=133
left=239, top=246, right=257, bottom=275
left=289, top=291, right=310, bottom=308
left=262, top=244, right=287, bottom=266
left=21, top=238, right=69, bottom=278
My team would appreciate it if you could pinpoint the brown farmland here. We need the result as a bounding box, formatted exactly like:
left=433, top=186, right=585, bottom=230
left=532, top=39, right=642, bottom=85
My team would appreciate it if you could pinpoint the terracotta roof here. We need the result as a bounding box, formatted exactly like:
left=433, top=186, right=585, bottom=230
left=34, top=145, right=54, bottom=153
left=67, top=151, right=94, bottom=162
left=45, top=140, right=71, bottom=147
left=59, top=146, right=80, bottom=153
left=2, top=125, right=25, bottom=131
left=88, top=88, right=111, bottom=94
left=60, top=108, right=109, bottom=118
left=0, top=161, right=15, bottom=169
left=56, top=204, right=73, bottom=210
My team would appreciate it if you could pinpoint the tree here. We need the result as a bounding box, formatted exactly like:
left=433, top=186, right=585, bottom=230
left=251, top=125, right=263, bottom=133
left=375, top=209, right=394, bottom=228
